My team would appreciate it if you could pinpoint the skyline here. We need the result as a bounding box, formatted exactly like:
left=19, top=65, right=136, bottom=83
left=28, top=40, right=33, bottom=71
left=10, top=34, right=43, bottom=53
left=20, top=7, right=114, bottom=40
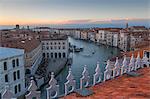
left=0, top=0, right=149, bottom=25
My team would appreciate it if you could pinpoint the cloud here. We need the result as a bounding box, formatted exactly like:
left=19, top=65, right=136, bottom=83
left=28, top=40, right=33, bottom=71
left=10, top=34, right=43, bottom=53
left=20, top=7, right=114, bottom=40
left=60, top=18, right=150, bottom=24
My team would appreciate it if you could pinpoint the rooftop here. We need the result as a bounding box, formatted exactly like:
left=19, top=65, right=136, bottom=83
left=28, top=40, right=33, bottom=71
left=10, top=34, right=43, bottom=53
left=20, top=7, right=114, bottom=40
left=0, top=47, right=24, bottom=60
left=41, top=34, right=68, bottom=40
left=63, top=68, right=150, bottom=99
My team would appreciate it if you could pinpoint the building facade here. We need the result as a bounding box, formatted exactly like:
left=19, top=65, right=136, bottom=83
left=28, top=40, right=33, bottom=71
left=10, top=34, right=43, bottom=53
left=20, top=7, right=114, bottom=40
left=41, top=34, right=69, bottom=59
left=0, top=47, right=26, bottom=97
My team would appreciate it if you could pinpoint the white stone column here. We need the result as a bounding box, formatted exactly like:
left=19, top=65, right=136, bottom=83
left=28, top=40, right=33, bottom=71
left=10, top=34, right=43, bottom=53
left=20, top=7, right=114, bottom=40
left=113, top=57, right=120, bottom=78
left=46, top=72, right=59, bottom=99
left=135, top=52, right=141, bottom=71
left=80, top=65, right=90, bottom=89
left=121, top=55, right=128, bottom=75
left=65, top=68, right=76, bottom=95
left=142, top=54, right=149, bottom=67
left=128, top=54, right=135, bottom=72
left=93, top=62, right=102, bottom=85
left=104, top=60, right=112, bottom=82
left=25, top=77, right=41, bottom=99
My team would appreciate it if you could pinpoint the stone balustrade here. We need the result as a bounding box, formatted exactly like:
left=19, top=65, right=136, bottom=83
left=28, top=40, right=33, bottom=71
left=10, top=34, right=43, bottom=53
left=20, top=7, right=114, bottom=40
left=3, top=52, right=149, bottom=99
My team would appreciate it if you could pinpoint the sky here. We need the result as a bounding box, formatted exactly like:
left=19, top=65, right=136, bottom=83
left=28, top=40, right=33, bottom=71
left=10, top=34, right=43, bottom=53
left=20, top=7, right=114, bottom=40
left=0, top=0, right=149, bottom=25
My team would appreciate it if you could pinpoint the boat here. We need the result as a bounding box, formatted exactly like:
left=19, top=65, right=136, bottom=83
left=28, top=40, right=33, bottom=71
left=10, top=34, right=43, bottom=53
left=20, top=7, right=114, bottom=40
left=82, top=53, right=91, bottom=57
left=74, top=48, right=81, bottom=52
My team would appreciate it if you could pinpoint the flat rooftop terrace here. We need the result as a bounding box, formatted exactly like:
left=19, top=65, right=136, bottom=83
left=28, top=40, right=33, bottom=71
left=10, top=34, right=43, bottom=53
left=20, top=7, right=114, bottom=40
left=0, top=47, right=24, bottom=60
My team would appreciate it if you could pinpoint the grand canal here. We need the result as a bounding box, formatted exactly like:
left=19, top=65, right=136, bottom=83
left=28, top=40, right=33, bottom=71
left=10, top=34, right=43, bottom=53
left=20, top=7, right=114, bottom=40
left=41, top=37, right=121, bottom=97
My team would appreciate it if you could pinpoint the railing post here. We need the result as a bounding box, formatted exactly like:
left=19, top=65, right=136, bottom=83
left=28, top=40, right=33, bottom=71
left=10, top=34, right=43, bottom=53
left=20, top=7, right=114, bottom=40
left=80, top=65, right=90, bottom=89
left=128, top=54, right=135, bottom=72
left=142, top=54, right=149, bottom=67
left=104, top=60, right=112, bottom=82
left=113, top=57, right=120, bottom=78
left=121, top=55, right=128, bottom=75
left=25, top=77, right=41, bottom=99
left=135, top=52, right=141, bottom=71
left=93, top=62, right=102, bottom=85
left=65, top=68, right=76, bottom=95
left=46, top=72, right=59, bottom=99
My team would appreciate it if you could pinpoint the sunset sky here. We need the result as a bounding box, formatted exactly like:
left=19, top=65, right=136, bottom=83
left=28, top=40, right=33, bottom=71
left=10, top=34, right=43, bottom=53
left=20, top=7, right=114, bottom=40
left=0, top=0, right=149, bottom=25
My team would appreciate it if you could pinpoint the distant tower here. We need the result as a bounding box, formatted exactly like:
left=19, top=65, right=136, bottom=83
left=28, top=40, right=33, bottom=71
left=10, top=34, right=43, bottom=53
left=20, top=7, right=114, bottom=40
left=27, top=26, right=30, bottom=30
left=16, top=24, right=20, bottom=29
left=126, top=22, right=128, bottom=29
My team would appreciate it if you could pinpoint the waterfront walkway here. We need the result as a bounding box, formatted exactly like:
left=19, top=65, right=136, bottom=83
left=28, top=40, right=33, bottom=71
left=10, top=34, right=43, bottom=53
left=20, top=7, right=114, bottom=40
left=62, top=67, right=150, bottom=99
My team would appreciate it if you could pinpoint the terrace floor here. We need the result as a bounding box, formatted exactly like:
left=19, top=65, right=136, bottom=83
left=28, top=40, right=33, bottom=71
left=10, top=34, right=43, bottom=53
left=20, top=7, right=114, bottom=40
left=62, top=67, right=150, bottom=99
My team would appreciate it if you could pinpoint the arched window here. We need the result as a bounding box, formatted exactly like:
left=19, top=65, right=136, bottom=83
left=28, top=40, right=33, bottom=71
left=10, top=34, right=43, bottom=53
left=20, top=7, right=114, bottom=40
left=18, top=84, right=21, bottom=92
left=43, top=53, right=45, bottom=57
left=63, top=53, right=66, bottom=58
left=47, top=53, right=49, bottom=58
left=17, top=70, right=20, bottom=79
left=13, top=72, right=16, bottom=81
left=12, top=60, right=15, bottom=68
left=59, top=53, right=61, bottom=58
left=51, top=53, right=53, bottom=58
left=55, top=53, right=57, bottom=58
left=16, top=58, right=19, bottom=66
left=3, top=62, right=7, bottom=70
left=14, top=85, right=17, bottom=94
left=5, top=74, right=8, bottom=82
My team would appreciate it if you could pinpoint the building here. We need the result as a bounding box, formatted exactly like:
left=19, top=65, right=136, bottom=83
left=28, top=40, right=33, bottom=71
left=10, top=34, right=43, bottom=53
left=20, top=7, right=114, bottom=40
left=0, top=47, right=26, bottom=97
left=119, top=30, right=130, bottom=51
left=87, top=30, right=96, bottom=42
left=41, top=34, right=69, bottom=59
left=97, top=29, right=107, bottom=44
left=80, top=31, right=88, bottom=40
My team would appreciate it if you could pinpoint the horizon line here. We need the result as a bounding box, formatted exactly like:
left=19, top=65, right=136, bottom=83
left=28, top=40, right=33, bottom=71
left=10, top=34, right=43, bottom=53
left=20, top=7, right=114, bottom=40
left=0, top=18, right=149, bottom=26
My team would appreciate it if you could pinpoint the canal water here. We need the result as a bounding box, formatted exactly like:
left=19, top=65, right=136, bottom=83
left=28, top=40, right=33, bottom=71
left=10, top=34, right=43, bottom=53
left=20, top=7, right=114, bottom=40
left=41, top=37, right=121, bottom=97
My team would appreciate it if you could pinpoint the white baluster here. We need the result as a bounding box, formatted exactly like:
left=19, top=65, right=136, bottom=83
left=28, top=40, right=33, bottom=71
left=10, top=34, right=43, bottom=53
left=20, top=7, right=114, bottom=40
left=65, top=68, right=76, bottom=95
left=93, top=62, right=102, bottom=85
left=46, top=72, right=59, bottom=99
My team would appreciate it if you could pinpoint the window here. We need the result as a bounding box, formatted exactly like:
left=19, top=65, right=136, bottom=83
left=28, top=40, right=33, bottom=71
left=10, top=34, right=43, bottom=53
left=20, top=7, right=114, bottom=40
left=17, top=70, right=20, bottom=79
left=58, top=46, right=61, bottom=49
left=55, top=53, right=57, bottom=58
left=47, top=53, right=49, bottom=58
left=13, top=72, right=16, bottom=81
left=14, top=85, right=17, bottom=94
left=63, top=53, right=66, bottom=58
left=63, top=42, right=65, bottom=45
left=3, top=62, right=7, bottom=70
left=63, top=46, right=65, bottom=49
left=47, top=46, right=49, bottom=50
left=16, top=59, right=19, bottom=66
left=5, top=74, right=8, bottom=82
left=51, top=53, right=53, bottom=58
left=59, top=53, right=61, bottom=58
left=50, top=46, right=53, bottom=50
left=18, top=84, right=21, bottom=92
left=12, top=60, right=15, bottom=68
left=54, top=42, right=56, bottom=45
